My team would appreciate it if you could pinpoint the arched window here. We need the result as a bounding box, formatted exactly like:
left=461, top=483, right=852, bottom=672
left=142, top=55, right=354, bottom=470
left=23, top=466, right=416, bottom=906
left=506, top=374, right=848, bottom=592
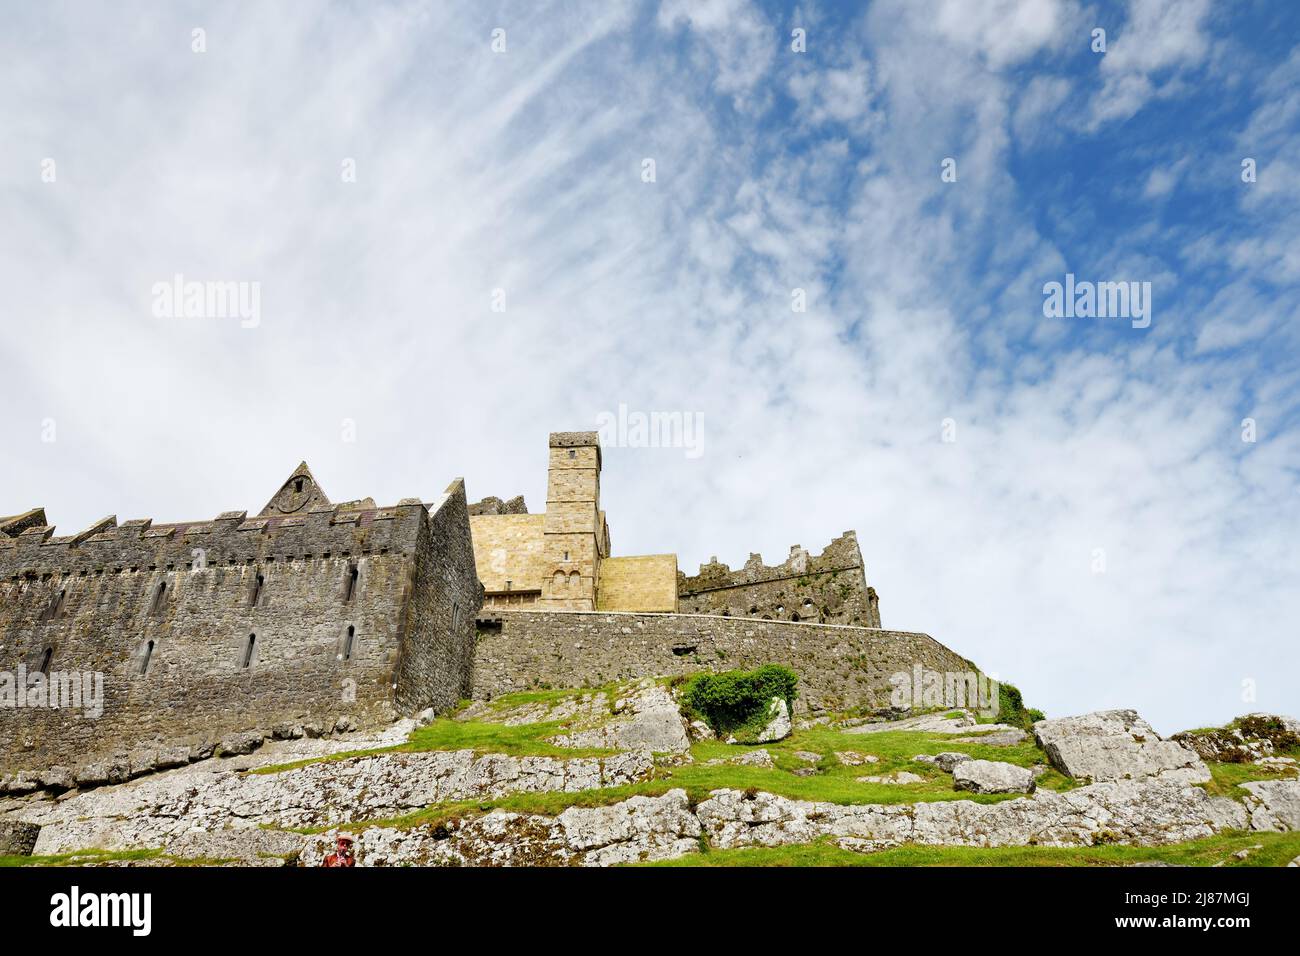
left=343, top=562, right=358, bottom=603
left=139, top=640, right=155, bottom=676
left=250, top=572, right=265, bottom=608
left=569, top=571, right=580, bottom=590
left=343, top=625, right=355, bottom=661
left=242, top=633, right=256, bottom=669
left=552, top=570, right=566, bottom=591
left=37, top=647, right=53, bottom=676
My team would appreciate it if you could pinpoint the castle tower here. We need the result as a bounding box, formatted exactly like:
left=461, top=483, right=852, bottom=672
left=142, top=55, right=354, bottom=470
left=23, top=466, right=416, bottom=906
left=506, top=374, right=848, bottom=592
left=538, top=431, right=608, bottom=610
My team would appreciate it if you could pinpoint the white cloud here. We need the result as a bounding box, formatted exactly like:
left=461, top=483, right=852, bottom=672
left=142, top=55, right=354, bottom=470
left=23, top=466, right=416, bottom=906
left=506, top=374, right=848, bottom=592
left=0, top=0, right=1295, bottom=736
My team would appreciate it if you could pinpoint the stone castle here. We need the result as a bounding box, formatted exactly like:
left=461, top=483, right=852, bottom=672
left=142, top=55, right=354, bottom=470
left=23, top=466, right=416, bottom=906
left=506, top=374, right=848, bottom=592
left=0, top=431, right=974, bottom=786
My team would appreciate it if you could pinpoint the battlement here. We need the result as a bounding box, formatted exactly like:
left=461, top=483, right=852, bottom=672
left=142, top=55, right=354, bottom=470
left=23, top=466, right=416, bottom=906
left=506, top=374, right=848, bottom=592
left=0, top=470, right=482, bottom=783
left=677, top=531, right=880, bottom=627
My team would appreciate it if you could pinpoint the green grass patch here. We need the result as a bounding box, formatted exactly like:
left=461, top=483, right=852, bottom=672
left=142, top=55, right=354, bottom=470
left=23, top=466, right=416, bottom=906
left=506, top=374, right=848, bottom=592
left=1, top=847, right=163, bottom=867
left=641, top=829, right=1300, bottom=868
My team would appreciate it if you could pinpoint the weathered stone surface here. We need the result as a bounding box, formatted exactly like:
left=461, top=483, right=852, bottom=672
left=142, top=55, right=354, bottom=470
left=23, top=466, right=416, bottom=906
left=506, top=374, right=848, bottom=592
left=23, top=747, right=656, bottom=854
left=844, top=711, right=976, bottom=735
left=217, top=731, right=265, bottom=757
left=952, top=760, right=1035, bottom=794
left=1172, top=714, right=1300, bottom=764
left=0, top=480, right=483, bottom=783
left=0, top=819, right=40, bottom=856
left=933, top=752, right=973, bottom=773
left=474, top=612, right=977, bottom=717
left=793, top=751, right=822, bottom=763
left=1034, top=710, right=1210, bottom=784
left=704, top=749, right=774, bottom=768
left=836, top=751, right=877, bottom=766
left=857, top=771, right=925, bottom=785
left=695, top=780, right=1247, bottom=850
left=300, top=790, right=701, bottom=867
left=688, top=720, right=715, bottom=742
left=550, top=683, right=690, bottom=754
left=753, top=697, right=792, bottom=743
left=162, top=828, right=306, bottom=866
left=1241, top=780, right=1300, bottom=832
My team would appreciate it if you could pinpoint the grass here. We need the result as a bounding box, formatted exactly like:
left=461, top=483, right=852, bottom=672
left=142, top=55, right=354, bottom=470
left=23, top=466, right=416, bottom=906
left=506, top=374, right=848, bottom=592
left=1201, top=758, right=1298, bottom=800
left=642, top=829, right=1300, bottom=867
left=251, top=690, right=622, bottom=774
left=1, top=847, right=164, bottom=867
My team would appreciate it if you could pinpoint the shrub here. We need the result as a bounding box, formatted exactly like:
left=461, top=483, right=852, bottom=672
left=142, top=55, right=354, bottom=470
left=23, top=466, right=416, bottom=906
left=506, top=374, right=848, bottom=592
left=995, top=682, right=1044, bottom=729
left=681, top=664, right=798, bottom=734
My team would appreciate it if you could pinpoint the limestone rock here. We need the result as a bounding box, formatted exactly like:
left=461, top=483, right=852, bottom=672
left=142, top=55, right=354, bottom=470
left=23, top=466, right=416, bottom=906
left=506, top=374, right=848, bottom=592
left=793, top=751, right=821, bottom=763
left=952, top=759, right=1035, bottom=794
left=0, top=820, right=41, bottom=856
left=933, top=752, right=973, bottom=773
left=217, top=731, right=265, bottom=757
left=696, top=779, right=1248, bottom=851
left=299, top=790, right=700, bottom=867
left=550, top=684, right=690, bottom=754
left=687, top=720, right=715, bottom=742
left=1033, top=710, right=1210, bottom=784
left=857, top=771, right=924, bottom=785
left=836, top=751, right=877, bottom=766
left=1172, top=714, right=1300, bottom=764
left=704, top=749, right=775, bottom=768
left=1241, top=779, right=1300, bottom=832
left=753, top=697, right=792, bottom=744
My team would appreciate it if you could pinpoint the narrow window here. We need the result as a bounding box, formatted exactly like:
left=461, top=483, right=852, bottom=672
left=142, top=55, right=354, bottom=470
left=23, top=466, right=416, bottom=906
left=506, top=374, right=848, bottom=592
left=552, top=570, right=566, bottom=591
left=242, top=633, right=256, bottom=669
left=343, top=625, right=355, bottom=661
left=139, top=639, right=155, bottom=676
left=294, top=478, right=304, bottom=493
left=569, top=571, right=580, bottom=590
left=563, top=550, right=569, bottom=562
left=250, top=572, right=265, bottom=608
left=38, top=647, right=53, bottom=675
left=42, top=588, right=66, bottom=622
left=149, top=580, right=168, bottom=617
left=343, top=562, right=358, bottom=603
left=567, top=449, right=575, bottom=459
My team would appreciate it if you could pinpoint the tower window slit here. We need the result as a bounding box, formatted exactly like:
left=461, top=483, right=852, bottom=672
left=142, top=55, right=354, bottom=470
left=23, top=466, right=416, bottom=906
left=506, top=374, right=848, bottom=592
left=343, top=625, right=355, bottom=661
left=242, top=634, right=256, bottom=669
left=343, top=562, right=358, bottom=603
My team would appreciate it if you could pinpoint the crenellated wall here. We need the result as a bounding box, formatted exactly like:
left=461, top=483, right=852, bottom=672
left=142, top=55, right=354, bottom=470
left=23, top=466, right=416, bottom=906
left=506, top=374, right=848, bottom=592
left=0, top=480, right=482, bottom=784
left=473, top=610, right=976, bottom=716
left=677, top=531, right=881, bottom=627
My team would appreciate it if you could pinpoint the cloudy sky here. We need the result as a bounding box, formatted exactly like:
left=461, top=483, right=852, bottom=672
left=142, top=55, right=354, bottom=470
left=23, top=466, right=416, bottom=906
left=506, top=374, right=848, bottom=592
left=2, top=0, right=1297, bottom=732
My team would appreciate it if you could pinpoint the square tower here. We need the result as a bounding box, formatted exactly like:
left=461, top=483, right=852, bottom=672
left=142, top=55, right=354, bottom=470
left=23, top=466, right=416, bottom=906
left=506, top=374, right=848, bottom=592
left=539, top=431, right=605, bottom=609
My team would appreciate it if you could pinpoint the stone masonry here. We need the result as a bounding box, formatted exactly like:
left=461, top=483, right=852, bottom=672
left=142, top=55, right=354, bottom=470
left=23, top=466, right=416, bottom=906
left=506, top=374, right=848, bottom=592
left=473, top=610, right=975, bottom=715
left=0, top=469, right=482, bottom=782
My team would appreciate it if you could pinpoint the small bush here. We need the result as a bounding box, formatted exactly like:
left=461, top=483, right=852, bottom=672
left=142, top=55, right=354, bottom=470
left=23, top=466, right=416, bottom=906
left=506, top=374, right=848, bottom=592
left=996, top=683, right=1044, bottom=729
left=682, top=664, right=798, bottom=734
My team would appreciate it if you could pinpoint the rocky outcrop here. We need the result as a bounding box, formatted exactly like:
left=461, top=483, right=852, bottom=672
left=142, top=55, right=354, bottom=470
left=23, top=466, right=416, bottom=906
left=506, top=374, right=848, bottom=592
left=0, top=819, right=40, bottom=856
left=550, top=684, right=690, bottom=754
left=1240, top=780, right=1300, bottom=832
left=758, top=698, right=793, bottom=742
left=1171, top=714, right=1300, bottom=765
left=952, top=760, right=1035, bottom=794
left=300, top=790, right=701, bottom=867
left=695, top=779, right=1248, bottom=850
left=20, top=748, right=655, bottom=855
left=1033, top=710, right=1210, bottom=784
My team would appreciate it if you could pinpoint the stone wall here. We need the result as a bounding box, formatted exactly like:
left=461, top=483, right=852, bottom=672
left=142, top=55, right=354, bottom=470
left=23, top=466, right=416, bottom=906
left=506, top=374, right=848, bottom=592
left=473, top=610, right=977, bottom=715
left=596, top=555, right=679, bottom=613
left=677, top=531, right=881, bottom=627
left=396, top=482, right=484, bottom=714
left=0, top=481, right=480, bottom=780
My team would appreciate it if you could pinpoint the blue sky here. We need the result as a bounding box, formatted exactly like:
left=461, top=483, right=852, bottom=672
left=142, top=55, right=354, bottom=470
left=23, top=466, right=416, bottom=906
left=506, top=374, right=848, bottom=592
left=1, top=0, right=1297, bottom=732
